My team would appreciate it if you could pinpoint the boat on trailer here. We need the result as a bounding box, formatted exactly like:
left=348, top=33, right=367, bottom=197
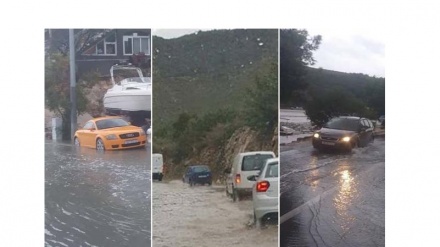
left=103, top=64, right=151, bottom=127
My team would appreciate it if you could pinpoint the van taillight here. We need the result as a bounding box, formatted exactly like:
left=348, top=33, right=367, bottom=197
left=235, top=174, right=241, bottom=184
left=256, top=181, right=270, bottom=192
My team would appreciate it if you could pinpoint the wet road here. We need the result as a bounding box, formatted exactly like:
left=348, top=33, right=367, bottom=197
left=45, top=142, right=151, bottom=247
left=280, top=138, right=385, bottom=247
left=153, top=180, right=278, bottom=247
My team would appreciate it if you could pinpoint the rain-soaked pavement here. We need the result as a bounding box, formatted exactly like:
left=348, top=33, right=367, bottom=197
left=153, top=180, right=278, bottom=247
left=280, top=138, right=385, bottom=247
left=45, top=141, right=151, bottom=247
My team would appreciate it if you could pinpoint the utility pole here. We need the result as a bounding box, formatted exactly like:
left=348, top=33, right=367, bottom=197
left=69, top=29, right=77, bottom=141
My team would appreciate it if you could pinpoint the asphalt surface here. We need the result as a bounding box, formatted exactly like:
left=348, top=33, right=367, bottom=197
left=280, top=138, right=385, bottom=247
left=153, top=180, right=278, bottom=247
left=45, top=141, right=151, bottom=247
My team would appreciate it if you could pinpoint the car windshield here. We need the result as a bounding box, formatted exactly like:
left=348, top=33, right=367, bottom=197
left=264, top=161, right=279, bottom=178
left=95, top=118, right=129, bottom=130
left=242, top=154, right=274, bottom=171
left=324, top=118, right=359, bottom=131
left=192, top=166, right=210, bottom=173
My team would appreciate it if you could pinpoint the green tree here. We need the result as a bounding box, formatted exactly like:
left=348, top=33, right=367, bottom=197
left=45, top=53, right=92, bottom=140
left=245, top=60, right=278, bottom=134
left=280, top=29, right=321, bottom=106
left=305, top=89, right=373, bottom=126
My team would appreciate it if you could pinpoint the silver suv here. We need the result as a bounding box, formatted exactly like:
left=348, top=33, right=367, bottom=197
left=249, top=158, right=279, bottom=228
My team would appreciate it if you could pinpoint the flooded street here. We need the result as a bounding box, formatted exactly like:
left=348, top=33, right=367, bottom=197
left=280, top=138, right=385, bottom=247
left=45, top=142, right=151, bottom=247
left=153, top=180, right=277, bottom=247
left=280, top=109, right=313, bottom=144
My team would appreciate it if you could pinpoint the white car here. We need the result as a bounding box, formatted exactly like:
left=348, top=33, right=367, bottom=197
left=250, top=158, right=279, bottom=228
left=226, top=151, right=276, bottom=201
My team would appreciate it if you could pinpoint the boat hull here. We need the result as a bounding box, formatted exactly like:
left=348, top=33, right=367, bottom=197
left=103, top=92, right=151, bottom=112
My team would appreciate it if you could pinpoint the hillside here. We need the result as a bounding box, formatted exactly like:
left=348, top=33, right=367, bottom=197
left=152, top=29, right=278, bottom=178
left=281, top=67, right=385, bottom=116
left=306, top=67, right=385, bottom=98
left=153, top=29, right=278, bottom=125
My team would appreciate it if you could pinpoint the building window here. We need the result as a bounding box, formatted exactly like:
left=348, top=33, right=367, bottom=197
left=95, top=33, right=116, bottom=55
left=123, top=34, right=150, bottom=55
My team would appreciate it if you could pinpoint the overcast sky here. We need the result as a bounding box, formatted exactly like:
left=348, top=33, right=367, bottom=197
left=153, top=28, right=385, bottom=78
left=307, top=28, right=385, bottom=77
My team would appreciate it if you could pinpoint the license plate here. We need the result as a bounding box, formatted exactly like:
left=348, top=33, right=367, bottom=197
left=198, top=175, right=208, bottom=178
left=125, top=139, right=138, bottom=144
left=322, top=141, right=335, bottom=146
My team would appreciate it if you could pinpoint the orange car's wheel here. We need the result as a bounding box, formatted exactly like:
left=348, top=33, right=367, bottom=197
left=74, top=137, right=80, bottom=147
left=96, top=138, right=105, bottom=151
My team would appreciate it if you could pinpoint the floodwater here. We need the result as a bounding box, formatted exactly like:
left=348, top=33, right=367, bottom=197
left=280, top=109, right=309, bottom=124
left=280, top=109, right=312, bottom=144
left=153, top=180, right=278, bottom=247
left=45, top=141, right=151, bottom=247
left=280, top=138, right=385, bottom=247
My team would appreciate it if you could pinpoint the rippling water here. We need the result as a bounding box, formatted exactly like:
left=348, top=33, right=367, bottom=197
left=45, top=142, right=151, bottom=247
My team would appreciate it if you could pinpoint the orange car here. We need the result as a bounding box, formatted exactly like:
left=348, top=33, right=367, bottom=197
left=74, top=116, right=147, bottom=151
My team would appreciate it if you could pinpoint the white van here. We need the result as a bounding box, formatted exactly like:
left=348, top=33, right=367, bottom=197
left=226, top=151, right=276, bottom=201
left=152, top=153, right=164, bottom=181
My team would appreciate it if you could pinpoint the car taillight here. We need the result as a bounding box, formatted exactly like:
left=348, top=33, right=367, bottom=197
left=235, top=174, right=241, bottom=184
left=256, top=181, right=270, bottom=192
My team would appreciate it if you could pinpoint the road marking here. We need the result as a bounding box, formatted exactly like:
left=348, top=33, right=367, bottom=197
left=280, top=161, right=384, bottom=224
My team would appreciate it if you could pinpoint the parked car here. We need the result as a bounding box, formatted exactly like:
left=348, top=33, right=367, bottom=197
left=280, top=126, right=294, bottom=136
left=312, top=116, right=375, bottom=152
left=74, top=116, right=147, bottom=151
left=226, top=151, right=276, bottom=201
left=182, top=165, right=212, bottom=186
left=152, top=153, right=164, bottom=181
left=249, top=158, right=279, bottom=228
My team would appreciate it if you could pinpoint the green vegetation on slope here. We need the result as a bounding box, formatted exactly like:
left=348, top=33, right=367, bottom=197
left=153, top=29, right=278, bottom=176
left=280, top=29, right=385, bottom=126
left=304, top=67, right=385, bottom=125
left=153, top=29, right=278, bottom=125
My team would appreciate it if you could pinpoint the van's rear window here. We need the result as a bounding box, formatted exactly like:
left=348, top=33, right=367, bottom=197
left=241, top=154, right=273, bottom=171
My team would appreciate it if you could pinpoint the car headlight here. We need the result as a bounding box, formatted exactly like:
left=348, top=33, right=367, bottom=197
left=313, top=133, right=320, bottom=138
left=106, top=134, right=118, bottom=140
left=140, top=129, right=146, bottom=136
left=342, top=136, right=351, bottom=142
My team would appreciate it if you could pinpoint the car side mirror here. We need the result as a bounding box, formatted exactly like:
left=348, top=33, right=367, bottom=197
left=90, top=127, right=96, bottom=131
left=247, top=175, right=257, bottom=181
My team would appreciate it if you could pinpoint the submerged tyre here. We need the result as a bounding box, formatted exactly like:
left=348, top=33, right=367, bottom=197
left=96, top=138, right=105, bottom=151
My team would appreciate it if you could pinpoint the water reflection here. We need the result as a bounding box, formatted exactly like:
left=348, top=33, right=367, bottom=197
left=307, top=156, right=320, bottom=191
left=45, top=142, right=151, bottom=247
left=333, top=168, right=357, bottom=232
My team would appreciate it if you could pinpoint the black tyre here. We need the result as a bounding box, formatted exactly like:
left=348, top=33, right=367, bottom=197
left=96, top=138, right=105, bottom=151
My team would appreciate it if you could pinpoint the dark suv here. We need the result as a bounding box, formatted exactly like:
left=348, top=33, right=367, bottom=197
left=182, top=165, right=212, bottom=186
left=312, top=116, right=375, bottom=152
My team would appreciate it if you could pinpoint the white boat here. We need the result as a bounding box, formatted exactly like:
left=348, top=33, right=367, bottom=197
left=103, top=65, right=151, bottom=113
